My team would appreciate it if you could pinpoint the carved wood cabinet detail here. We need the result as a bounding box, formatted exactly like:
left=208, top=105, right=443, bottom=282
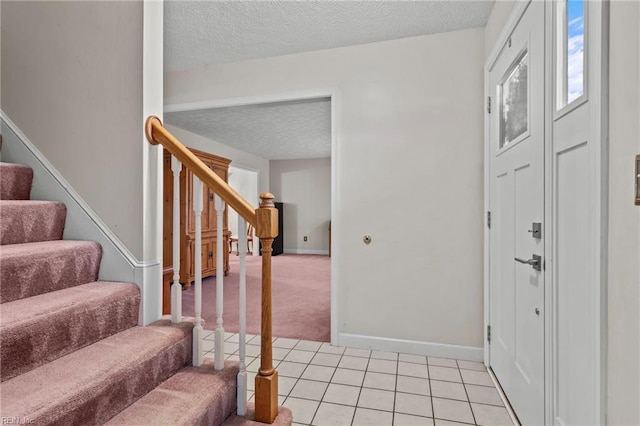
left=163, top=147, right=231, bottom=296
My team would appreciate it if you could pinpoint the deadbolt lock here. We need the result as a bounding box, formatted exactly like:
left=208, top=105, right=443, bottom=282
left=528, top=222, right=542, bottom=239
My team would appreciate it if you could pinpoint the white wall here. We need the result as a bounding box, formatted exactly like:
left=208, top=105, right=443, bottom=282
left=1, top=1, right=164, bottom=324
left=270, top=158, right=331, bottom=254
left=166, top=28, right=486, bottom=354
left=608, top=1, right=640, bottom=424
left=1, top=1, right=145, bottom=258
left=165, top=124, right=270, bottom=194
left=228, top=165, right=259, bottom=251
left=484, top=0, right=515, bottom=58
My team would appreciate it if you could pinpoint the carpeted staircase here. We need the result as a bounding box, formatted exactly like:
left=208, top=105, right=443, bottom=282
left=0, top=151, right=240, bottom=424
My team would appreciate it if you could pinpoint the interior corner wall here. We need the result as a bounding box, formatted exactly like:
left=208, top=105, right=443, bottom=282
left=270, top=158, right=331, bottom=253
left=607, top=1, right=640, bottom=424
left=1, top=1, right=145, bottom=259
left=165, top=27, right=486, bottom=351
left=484, top=0, right=516, bottom=58
left=164, top=124, right=270, bottom=194
left=228, top=165, right=259, bottom=239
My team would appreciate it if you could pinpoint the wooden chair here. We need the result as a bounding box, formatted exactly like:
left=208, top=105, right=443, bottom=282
left=229, top=223, right=254, bottom=255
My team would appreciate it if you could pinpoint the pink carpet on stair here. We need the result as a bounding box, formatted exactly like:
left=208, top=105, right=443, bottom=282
left=1, top=157, right=243, bottom=424
left=0, top=200, right=67, bottom=245
left=0, top=240, right=102, bottom=303
left=182, top=254, right=330, bottom=342
left=0, top=162, right=33, bottom=200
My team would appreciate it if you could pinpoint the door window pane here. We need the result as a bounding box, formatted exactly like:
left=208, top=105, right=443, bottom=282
left=500, top=51, right=528, bottom=148
left=567, top=0, right=584, bottom=103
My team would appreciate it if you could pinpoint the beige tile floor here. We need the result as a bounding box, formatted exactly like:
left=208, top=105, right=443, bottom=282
left=204, top=330, right=516, bottom=426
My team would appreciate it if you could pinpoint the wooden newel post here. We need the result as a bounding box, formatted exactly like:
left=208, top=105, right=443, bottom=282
left=255, top=192, right=279, bottom=423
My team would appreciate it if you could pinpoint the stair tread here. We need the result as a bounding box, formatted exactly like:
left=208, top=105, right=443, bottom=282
left=0, top=163, right=33, bottom=172
left=0, top=238, right=99, bottom=256
left=0, top=162, right=30, bottom=167
left=0, top=162, right=32, bottom=168
left=0, top=199, right=59, bottom=205
left=1, top=281, right=140, bottom=381
left=0, top=200, right=66, bottom=245
left=0, top=240, right=102, bottom=303
left=106, top=360, right=239, bottom=426
left=1, top=280, right=138, bottom=327
left=0, top=163, right=33, bottom=200
left=0, top=319, right=194, bottom=423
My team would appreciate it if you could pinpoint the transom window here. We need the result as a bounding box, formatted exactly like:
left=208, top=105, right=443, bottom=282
left=556, top=0, right=586, bottom=110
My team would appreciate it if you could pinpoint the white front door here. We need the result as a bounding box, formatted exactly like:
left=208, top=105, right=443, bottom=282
left=488, top=2, right=545, bottom=424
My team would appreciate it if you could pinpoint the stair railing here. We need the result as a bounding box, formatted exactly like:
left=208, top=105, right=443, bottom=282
left=145, top=116, right=279, bottom=423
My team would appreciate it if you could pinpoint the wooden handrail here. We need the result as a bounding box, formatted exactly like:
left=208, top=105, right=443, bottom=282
left=145, top=115, right=279, bottom=423
left=145, top=116, right=257, bottom=227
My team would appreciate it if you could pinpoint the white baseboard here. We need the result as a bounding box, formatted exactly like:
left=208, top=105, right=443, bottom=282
left=1, top=112, right=161, bottom=325
left=284, top=248, right=330, bottom=255
left=338, top=332, right=484, bottom=362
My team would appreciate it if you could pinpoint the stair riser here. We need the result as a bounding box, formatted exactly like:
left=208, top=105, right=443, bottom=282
left=0, top=202, right=66, bottom=245
left=1, top=242, right=102, bottom=303
left=1, top=284, right=140, bottom=382
left=0, top=164, right=33, bottom=200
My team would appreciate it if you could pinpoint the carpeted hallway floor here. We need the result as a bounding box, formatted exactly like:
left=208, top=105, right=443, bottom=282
left=183, top=254, right=330, bottom=342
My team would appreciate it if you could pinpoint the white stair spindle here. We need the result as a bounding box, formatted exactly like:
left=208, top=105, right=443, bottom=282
left=214, top=195, right=226, bottom=370
left=192, top=177, right=204, bottom=367
left=171, top=156, right=182, bottom=324
left=237, top=215, right=248, bottom=415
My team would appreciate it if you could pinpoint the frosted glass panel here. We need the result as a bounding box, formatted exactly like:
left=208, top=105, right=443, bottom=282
left=500, top=52, right=528, bottom=148
left=566, top=0, right=584, bottom=103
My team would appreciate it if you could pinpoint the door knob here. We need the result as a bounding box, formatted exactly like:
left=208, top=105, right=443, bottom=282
left=514, top=254, right=542, bottom=271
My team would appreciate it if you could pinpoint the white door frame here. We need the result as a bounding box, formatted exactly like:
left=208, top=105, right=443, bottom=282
left=483, top=1, right=608, bottom=423
left=165, top=89, right=340, bottom=345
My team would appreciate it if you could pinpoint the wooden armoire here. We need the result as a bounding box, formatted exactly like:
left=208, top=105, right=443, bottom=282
left=162, top=148, right=231, bottom=299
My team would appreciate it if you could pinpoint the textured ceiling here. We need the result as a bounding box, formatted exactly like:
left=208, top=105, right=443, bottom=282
left=164, top=0, right=495, bottom=159
left=165, top=98, right=332, bottom=160
left=164, top=0, right=495, bottom=72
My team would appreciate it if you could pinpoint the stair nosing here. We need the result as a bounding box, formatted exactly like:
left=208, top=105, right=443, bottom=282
left=0, top=239, right=102, bottom=261
left=0, top=281, right=139, bottom=328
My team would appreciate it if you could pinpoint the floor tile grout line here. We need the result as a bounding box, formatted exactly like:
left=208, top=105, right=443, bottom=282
left=280, top=341, right=323, bottom=423
left=391, top=356, right=399, bottom=426
left=283, top=389, right=505, bottom=410
left=348, top=350, right=373, bottom=425
left=308, top=342, right=348, bottom=425
left=428, top=367, right=436, bottom=426
left=207, top=333, right=506, bottom=424
left=457, top=359, right=479, bottom=425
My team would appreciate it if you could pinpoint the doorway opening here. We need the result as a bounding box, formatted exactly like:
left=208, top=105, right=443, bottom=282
left=164, top=92, right=336, bottom=344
